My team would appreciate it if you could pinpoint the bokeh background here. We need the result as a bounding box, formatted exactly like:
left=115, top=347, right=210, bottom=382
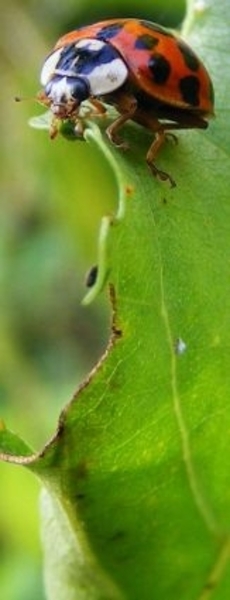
left=0, top=1, right=184, bottom=598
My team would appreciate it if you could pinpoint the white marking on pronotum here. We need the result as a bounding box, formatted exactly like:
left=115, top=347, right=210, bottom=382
left=75, top=38, right=105, bottom=51
left=41, top=37, right=128, bottom=97
left=40, top=48, right=62, bottom=85
left=86, top=59, right=128, bottom=95
left=73, top=38, right=128, bottom=95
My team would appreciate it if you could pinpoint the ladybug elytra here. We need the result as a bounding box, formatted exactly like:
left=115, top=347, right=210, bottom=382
left=39, top=19, right=214, bottom=187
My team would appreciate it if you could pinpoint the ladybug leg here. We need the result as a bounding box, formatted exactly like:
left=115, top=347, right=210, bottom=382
left=106, top=96, right=137, bottom=150
left=165, top=132, right=178, bottom=146
left=89, top=98, right=107, bottom=116
left=47, top=117, right=58, bottom=139
left=146, top=130, right=176, bottom=188
left=147, top=116, right=208, bottom=185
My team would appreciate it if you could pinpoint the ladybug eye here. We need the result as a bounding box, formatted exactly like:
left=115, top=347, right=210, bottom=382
left=70, top=77, right=90, bottom=102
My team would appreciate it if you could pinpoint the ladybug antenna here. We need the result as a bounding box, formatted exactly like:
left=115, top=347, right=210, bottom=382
left=15, top=92, right=51, bottom=108
left=15, top=95, right=37, bottom=103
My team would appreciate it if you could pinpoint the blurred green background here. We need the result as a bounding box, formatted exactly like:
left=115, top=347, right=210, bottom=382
left=0, top=1, right=184, bottom=598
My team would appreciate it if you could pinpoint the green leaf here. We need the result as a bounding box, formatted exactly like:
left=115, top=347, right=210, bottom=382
left=1, top=0, right=230, bottom=598
left=0, top=424, right=33, bottom=460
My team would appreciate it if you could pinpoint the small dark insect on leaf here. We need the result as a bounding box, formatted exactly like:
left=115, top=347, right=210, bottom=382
left=85, top=265, right=98, bottom=288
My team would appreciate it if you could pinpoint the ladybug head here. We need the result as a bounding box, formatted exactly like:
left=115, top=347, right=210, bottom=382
left=39, top=45, right=91, bottom=119
left=40, top=74, right=90, bottom=119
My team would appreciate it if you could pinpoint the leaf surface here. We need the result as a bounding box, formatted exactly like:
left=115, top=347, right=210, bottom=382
left=1, top=1, right=230, bottom=598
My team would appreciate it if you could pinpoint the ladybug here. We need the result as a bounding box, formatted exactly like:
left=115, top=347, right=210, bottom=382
left=39, top=18, right=214, bottom=186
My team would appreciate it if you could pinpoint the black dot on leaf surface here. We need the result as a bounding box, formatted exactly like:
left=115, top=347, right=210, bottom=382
left=85, top=265, right=98, bottom=288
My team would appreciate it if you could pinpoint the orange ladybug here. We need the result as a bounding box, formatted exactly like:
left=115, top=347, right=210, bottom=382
left=39, top=19, right=215, bottom=186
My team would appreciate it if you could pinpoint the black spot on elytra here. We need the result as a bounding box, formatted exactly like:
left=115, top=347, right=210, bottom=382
left=135, top=34, right=159, bottom=50
left=148, top=54, right=171, bottom=84
left=141, top=20, right=174, bottom=37
left=177, top=40, right=200, bottom=71
left=96, top=22, right=124, bottom=40
left=179, top=75, right=200, bottom=106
